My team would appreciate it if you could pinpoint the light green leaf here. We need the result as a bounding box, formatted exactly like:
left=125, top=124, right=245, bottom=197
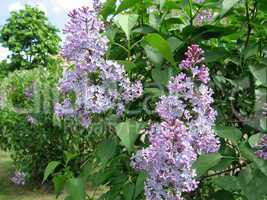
left=193, top=153, right=222, bottom=177
left=215, top=126, right=242, bottom=145
left=144, top=45, right=164, bottom=65
left=116, top=14, right=139, bottom=40
left=221, top=0, right=240, bottom=17
left=53, top=175, right=67, bottom=198
left=149, top=13, right=160, bottom=31
left=145, top=33, right=176, bottom=65
left=260, top=118, right=267, bottom=131
left=116, top=121, right=143, bottom=152
left=249, top=64, right=267, bottom=87
left=167, top=37, right=182, bottom=53
left=248, top=133, right=264, bottom=148
left=65, top=178, right=85, bottom=200
left=43, top=161, right=61, bottom=183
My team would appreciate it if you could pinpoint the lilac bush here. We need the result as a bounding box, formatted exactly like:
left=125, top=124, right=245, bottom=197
left=55, top=2, right=143, bottom=127
left=132, top=44, right=219, bottom=200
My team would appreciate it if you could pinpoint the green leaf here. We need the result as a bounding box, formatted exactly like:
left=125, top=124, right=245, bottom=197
left=213, top=176, right=241, bottom=192
left=205, top=48, right=228, bottom=63
left=116, top=121, right=143, bottom=152
left=144, top=45, right=164, bottom=65
left=53, top=175, right=67, bottom=198
left=134, top=172, right=146, bottom=198
left=96, top=138, right=117, bottom=165
left=43, top=161, right=61, bottom=183
left=160, top=0, right=167, bottom=10
left=239, top=142, right=267, bottom=176
left=193, top=153, right=222, bottom=177
left=64, top=151, right=78, bottom=165
left=248, top=133, right=264, bottom=148
left=116, top=0, right=140, bottom=13
left=238, top=166, right=267, bottom=200
left=167, top=37, right=182, bottom=53
left=116, top=14, right=139, bottom=40
left=249, top=63, right=267, bottom=87
left=65, top=178, right=85, bottom=200
left=260, top=118, right=267, bottom=131
left=149, top=13, right=160, bottom=31
left=123, top=183, right=135, bottom=200
left=144, top=33, right=176, bottom=65
left=101, top=0, right=117, bottom=20
left=151, top=67, right=171, bottom=85
left=215, top=126, right=242, bottom=145
left=212, top=190, right=235, bottom=200
left=221, top=0, right=240, bottom=17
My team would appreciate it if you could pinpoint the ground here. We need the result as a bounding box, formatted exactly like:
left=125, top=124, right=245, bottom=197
left=0, top=151, right=59, bottom=200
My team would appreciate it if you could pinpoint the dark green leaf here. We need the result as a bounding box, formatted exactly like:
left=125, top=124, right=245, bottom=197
left=96, top=138, right=117, bottom=165
left=213, top=176, right=241, bottom=192
left=101, top=0, right=117, bottom=19
left=43, top=161, right=61, bottom=183
left=117, top=0, right=140, bottom=13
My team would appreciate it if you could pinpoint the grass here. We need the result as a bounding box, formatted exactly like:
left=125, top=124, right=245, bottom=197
left=0, top=151, right=60, bottom=200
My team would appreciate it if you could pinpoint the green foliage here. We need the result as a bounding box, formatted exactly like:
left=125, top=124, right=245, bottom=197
left=0, top=5, right=60, bottom=71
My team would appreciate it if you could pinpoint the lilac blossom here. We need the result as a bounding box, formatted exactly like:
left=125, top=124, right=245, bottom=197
left=55, top=3, right=142, bottom=127
left=11, top=171, right=26, bottom=186
left=195, top=9, right=213, bottom=26
left=255, top=135, right=267, bottom=160
left=132, top=44, right=219, bottom=200
left=26, top=115, right=37, bottom=125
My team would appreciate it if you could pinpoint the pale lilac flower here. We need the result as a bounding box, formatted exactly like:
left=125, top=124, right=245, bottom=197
left=195, top=9, right=213, bottom=26
left=11, top=171, right=26, bottom=186
left=56, top=4, right=142, bottom=127
left=255, top=135, right=267, bottom=160
left=132, top=44, right=219, bottom=200
left=26, top=115, right=37, bottom=125
left=194, top=0, right=205, bottom=3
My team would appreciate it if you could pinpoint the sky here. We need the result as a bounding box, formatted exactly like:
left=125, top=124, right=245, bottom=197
left=0, top=0, right=96, bottom=60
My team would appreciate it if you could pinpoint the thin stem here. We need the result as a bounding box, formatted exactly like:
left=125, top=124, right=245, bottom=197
left=202, top=162, right=249, bottom=180
left=189, top=0, right=193, bottom=26
left=127, top=39, right=131, bottom=61
left=113, top=42, right=128, bottom=53
left=130, top=37, right=144, bottom=49
left=245, top=0, right=251, bottom=49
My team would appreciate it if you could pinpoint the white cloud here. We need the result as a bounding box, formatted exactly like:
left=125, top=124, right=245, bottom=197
left=8, top=1, right=48, bottom=15
left=8, top=2, right=24, bottom=12
left=34, top=2, right=48, bottom=15
left=0, top=47, right=10, bottom=61
left=51, top=0, right=92, bottom=12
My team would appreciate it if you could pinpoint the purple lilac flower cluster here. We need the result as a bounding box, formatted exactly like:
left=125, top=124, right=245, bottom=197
left=132, top=44, right=219, bottom=200
left=11, top=171, right=26, bottom=186
left=55, top=2, right=142, bottom=127
left=255, top=135, right=267, bottom=160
